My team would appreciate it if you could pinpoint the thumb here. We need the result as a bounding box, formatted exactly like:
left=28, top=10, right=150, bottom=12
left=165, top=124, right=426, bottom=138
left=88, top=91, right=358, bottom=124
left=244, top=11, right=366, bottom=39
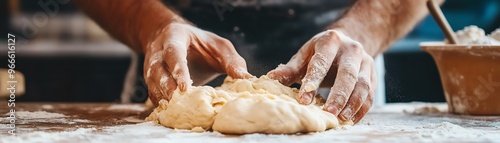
left=267, top=41, right=314, bottom=85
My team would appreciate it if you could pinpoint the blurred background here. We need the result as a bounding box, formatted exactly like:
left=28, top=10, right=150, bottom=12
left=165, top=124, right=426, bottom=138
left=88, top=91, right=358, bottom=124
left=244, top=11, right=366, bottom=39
left=0, top=0, right=499, bottom=103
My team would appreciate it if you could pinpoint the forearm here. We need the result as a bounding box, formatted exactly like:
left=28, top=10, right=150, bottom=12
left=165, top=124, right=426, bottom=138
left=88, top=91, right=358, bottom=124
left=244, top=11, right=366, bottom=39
left=75, top=0, right=186, bottom=53
left=329, top=0, right=444, bottom=56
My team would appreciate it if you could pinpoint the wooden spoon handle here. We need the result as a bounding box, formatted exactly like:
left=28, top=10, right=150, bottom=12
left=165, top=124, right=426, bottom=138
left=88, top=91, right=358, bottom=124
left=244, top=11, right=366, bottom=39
left=427, top=0, right=458, bottom=44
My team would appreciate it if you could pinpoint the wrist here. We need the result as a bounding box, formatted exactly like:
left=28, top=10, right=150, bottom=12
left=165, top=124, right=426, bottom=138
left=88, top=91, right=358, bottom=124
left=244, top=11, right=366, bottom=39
left=139, top=15, right=190, bottom=53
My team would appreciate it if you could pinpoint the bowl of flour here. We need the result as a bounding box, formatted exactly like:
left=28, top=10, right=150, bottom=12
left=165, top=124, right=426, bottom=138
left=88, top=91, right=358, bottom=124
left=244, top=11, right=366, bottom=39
left=420, top=26, right=500, bottom=115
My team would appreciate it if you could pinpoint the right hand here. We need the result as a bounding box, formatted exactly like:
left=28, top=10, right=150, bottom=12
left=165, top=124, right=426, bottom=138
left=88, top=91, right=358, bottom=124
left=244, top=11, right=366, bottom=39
left=267, top=30, right=376, bottom=123
left=143, top=22, right=252, bottom=106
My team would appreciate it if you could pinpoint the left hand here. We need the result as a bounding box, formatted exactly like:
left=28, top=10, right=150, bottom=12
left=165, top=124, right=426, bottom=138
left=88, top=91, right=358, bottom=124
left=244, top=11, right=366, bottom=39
left=267, top=30, right=377, bottom=123
left=143, top=23, right=252, bottom=106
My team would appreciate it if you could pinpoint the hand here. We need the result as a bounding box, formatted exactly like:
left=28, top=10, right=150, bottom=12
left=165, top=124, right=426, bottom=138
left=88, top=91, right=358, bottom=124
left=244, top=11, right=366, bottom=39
left=144, top=23, right=252, bottom=106
left=267, top=30, right=376, bottom=123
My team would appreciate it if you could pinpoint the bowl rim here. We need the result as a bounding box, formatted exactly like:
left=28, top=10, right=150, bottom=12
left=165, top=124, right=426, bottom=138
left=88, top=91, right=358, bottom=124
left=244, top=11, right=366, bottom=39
left=420, top=42, right=500, bottom=51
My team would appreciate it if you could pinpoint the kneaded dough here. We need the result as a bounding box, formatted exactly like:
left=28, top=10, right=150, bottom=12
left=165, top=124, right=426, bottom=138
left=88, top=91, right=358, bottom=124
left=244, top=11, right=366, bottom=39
left=146, top=76, right=351, bottom=134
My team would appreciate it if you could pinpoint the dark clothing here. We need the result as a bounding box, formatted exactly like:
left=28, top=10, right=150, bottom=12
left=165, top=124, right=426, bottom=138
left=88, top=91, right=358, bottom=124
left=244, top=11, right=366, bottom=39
left=164, top=0, right=352, bottom=75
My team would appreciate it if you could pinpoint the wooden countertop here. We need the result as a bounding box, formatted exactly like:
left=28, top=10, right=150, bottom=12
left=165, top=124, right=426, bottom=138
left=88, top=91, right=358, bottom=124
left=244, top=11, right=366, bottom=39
left=0, top=102, right=151, bottom=133
left=1, top=102, right=499, bottom=143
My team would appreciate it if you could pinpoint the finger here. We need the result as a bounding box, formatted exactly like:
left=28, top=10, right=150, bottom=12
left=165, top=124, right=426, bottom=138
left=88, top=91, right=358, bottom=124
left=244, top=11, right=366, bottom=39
left=339, top=56, right=373, bottom=121
left=144, top=53, right=177, bottom=105
left=163, top=33, right=192, bottom=92
left=267, top=40, right=314, bottom=86
left=212, top=38, right=253, bottom=79
left=225, top=58, right=253, bottom=79
left=351, top=59, right=377, bottom=123
left=148, top=72, right=177, bottom=104
left=324, top=41, right=364, bottom=116
left=144, top=53, right=163, bottom=106
left=298, top=31, right=341, bottom=105
left=352, top=90, right=374, bottom=123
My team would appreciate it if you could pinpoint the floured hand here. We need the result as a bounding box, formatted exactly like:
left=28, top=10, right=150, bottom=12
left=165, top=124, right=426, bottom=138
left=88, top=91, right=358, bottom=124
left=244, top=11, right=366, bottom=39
left=267, top=30, right=376, bottom=123
left=144, top=23, right=252, bottom=106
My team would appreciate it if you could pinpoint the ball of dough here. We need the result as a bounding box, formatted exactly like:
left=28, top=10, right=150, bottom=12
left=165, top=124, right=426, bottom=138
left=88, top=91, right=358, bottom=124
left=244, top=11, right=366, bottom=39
left=146, top=76, right=349, bottom=134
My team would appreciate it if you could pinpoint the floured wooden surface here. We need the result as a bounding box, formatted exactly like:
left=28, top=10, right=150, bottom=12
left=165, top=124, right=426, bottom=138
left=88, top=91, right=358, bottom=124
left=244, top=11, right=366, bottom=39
left=1, top=102, right=499, bottom=143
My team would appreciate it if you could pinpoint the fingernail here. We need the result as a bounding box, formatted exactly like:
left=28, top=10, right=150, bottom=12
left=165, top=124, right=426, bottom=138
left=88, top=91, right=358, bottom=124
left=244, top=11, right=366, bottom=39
left=244, top=73, right=253, bottom=79
left=299, top=93, right=312, bottom=105
left=326, top=106, right=339, bottom=116
left=179, top=83, right=186, bottom=91
left=303, top=82, right=317, bottom=92
left=339, top=108, right=352, bottom=121
left=266, top=71, right=276, bottom=78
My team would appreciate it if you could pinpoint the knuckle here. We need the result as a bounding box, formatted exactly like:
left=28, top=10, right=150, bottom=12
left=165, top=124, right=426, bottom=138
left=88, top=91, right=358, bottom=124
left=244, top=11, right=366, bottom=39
left=167, top=22, right=183, bottom=29
left=164, top=42, right=184, bottom=53
left=353, top=41, right=363, bottom=49
left=348, top=95, right=362, bottom=106
left=164, top=23, right=190, bottom=33
left=221, top=38, right=232, bottom=45
left=325, top=30, right=337, bottom=35
left=366, top=92, right=375, bottom=103
left=217, top=38, right=233, bottom=48
left=337, top=94, right=348, bottom=106
left=348, top=42, right=363, bottom=54
left=340, top=68, right=357, bottom=83
left=314, top=30, right=340, bottom=42
left=166, top=41, right=184, bottom=48
left=364, top=55, right=374, bottom=64
left=331, top=90, right=349, bottom=103
left=324, top=30, right=341, bottom=41
left=357, top=77, right=371, bottom=91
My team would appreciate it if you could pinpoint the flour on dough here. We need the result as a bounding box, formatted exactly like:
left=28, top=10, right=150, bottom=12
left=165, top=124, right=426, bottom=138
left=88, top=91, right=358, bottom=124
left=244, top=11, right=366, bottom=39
left=145, top=76, right=351, bottom=134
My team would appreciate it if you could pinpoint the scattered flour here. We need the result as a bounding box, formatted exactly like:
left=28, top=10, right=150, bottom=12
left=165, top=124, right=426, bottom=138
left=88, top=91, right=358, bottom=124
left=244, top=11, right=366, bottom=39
left=417, top=122, right=484, bottom=139
left=403, top=103, right=448, bottom=115
left=1, top=128, right=96, bottom=143
left=0, top=111, right=93, bottom=125
left=107, top=104, right=146, bottom=112
left=370, top=102, right=447, bottom=114
left=5, top=111, right=66, bottom=119
left=2, top=103, right=499, bottom=143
